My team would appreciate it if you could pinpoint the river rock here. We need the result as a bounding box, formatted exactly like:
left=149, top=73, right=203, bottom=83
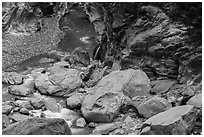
left=137, top=96, right=172, bottom=118
left=150, top=80, right=176, bottom=94
left=2, top=104, right=14, bottom=115
left=19, top=107, right=29, bottom=115
left=2, top=71, right=23, bottom=85
left=81, top=69, right=150, bottom=123
left=8, top=85, right=32, bottom=97
left=2, top=118, right=72, bottom=135
left=14, top=100, right=33, bottom=110
left=75, top=118, right=86, bottom=128
left=30, top=98, right=45, bottom=109
left=186, top=93, right=202, bottom=108
left=35, top=67, right=82, bottom=96
left=140, top=105, right=198, bottom=135
left=9, top=112, right=32, bottom=122
left=66, top=92, right=86, bottom=109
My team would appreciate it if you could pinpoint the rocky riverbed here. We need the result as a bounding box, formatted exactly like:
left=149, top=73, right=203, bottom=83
left=2, top=3, right=202, bottom=135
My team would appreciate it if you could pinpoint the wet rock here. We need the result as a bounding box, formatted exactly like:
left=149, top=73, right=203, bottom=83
left=2, top=118, right=72, bottom=135
left=14, top=100, right=33, bottom=110
left=2, top=72, right=23, bottom=85
left=81, top=69, right=150, bottom=123
left=35, top=68, right=82, bottom=97
left=137, top=96, right=172, bottom=118
left=9, top=112, right=32, bottom=122
left=2, top=104, right=14, bottom=115
left=150, top=80, right=176, bottom=94
left=20, top=108, right=29, bottom=115
left=92, top=123, right=117, bottom=135
left=8, top=85, right=32, bottom=97
left=187, top=93, right=202, bottom=108
left=75, top=118, right=86, bottom=128
left=66, top=92, right=86, bottom=109
left=2, top=114, right=10, bottom=129
left=140, top=105, right=198, bottom=135
left=30, top=98, right=45, bottom=109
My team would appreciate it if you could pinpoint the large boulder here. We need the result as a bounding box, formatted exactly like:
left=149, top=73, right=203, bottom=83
left=137, top=96, right=172, bottom=118
left=187, top=93, right=202, bottom=108
left=8, top=85, right=32, bottom=97
left=34, top=66, right=82, bottom=97
left=2, top=118, right=72, bottom=135
left=81, top=69, right=150, bottom=123
left=140, top=105, right=198, bottom=135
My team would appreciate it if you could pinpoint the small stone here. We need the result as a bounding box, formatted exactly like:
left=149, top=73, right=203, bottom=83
left=20, top=108, right=29, bottom=115
left=75, top=118, right=86, bottom=128
left=9, top=113, right=32, bottom=122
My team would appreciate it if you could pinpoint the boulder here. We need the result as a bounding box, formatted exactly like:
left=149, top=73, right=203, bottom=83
left=2, top=104, right=14, bottom=115
left=81, top=69, right=150, bottom=123
left=137, top=96, right=172, bottom=118
left=2, top=118, right=72, bottom=135
left=8, top=85, right=32, bottom=97
left=19, top=108, right=29, bottom=115
left=150, top=80, right=176, bottom=94
left=9, top=113, right=32, bottom=122
left=2, top=72, right=23, bottom=85
left=140, top=105, right=198, bottom=135
left=30, top=98, right=45, bottom=109
left=187, top=93, right=202, bottom=108
left=14, top=100, right=33, bottom=110
left=35, top=67, right=82, bottom=97
left=66, top=92, right=86, bottom=109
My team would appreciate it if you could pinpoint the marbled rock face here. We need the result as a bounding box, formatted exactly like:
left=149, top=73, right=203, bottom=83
left=121, top=5, right=201, bottom=82
left=2, top=118, right=72, bottom=135
left=140, top=105, right=198, bottom=135
left=81, top=69, right=151, bottom=123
